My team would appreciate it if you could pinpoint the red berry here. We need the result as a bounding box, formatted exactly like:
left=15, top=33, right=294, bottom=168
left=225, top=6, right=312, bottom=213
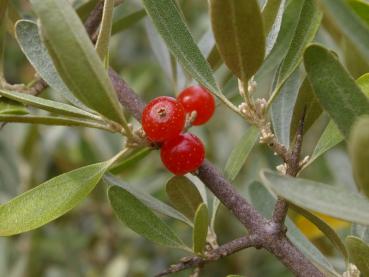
left=142, top=96, right=186, bottom=142
left=160, top=133, right=205, bottom=175
left=177, top=85, right=215, bottom=125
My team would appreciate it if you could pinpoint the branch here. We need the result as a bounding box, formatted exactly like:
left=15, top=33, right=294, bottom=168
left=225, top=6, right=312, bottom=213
left=155, top=235, right=260, bottom=277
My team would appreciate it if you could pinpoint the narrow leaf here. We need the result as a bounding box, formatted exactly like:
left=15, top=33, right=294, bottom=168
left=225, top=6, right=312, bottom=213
left=112, top=10, right=146, bottom=35
left=141, top=0, right=220, bottom=96
left=357, top=73, right=369, bottom=96
left=15, top=20, right=85, bottom=108
left=76, top=0, right=98, bottom=21
left=193, top=203, right=209, bottom=254
left=0, top=89, right=100, bottom=120
left=347, top=0, right=369, bottom=26
left=346, top=236, right=369, bottom=276
left=210, top=0, right=265, bottom=82
left=109, top=148, right=152, bottom=174
left=0, top=161, right=110, bottom=236
left=108, top=185, right=188, bottom=249
left=95, top=0, right=114, bottom=60
left=261, top=170, right=369, bottom=225
left=166, top=176, right=203, bottom=221
left=321, top=0, right=369, bottom=61
left=103, top=174, right=191, bottom=226
left=262, top=0, right=283, bottom=36
left=248, top=181, right=338, bottom=275
left=225, top=126, right=259, bottom=181
left=304, top=44, right=369, bottom=139
left=0, top=98, right=27, bottom=115
left=349, top=117, right=369, bottom=198
left=290, top=203, right=348, bottom=263
left=31, top=0, right=126, bottom=125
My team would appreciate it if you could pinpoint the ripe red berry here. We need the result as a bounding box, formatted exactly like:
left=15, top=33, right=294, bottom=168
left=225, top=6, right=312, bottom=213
left=142, top=96, right=186, bottom=142
left=177, top=85, right=215, bottom=125
left=160, top=133, right=205, bottom=175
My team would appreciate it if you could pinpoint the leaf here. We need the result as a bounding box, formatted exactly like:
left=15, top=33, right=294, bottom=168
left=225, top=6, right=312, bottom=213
left=95, top=0, right=114, bottom=60
left=111, top=10, right=146, bottom=35
left=0, top=0, right=8, bottom=81
left=15, top=20, right=85, bottom=109
left=166, top=176, right=204, bottom=221
left=357, top=73, right=369, bottom=97
left=261, top=170, right=369, bottom=225
left=0, top=161, right=110, bottom=236
left=271, top=69, right=301, bottom=148
left=290, top=203, right=348, bottom=263
left=210, top=0, right=265, bottom=82
left=349, top=117, right=369, bottom=198
left=108, top=185, right=188, bottom=249
left=76, top=0, right=98, bottom=21
left=321, top=0, right=369, bottom=62
left=140, top=0, right=220, bottom=97
left=346, top=236, right=369, bottom=276
left=290, top=77, right=322, bottom=142
left=304, top=44, right=369, bottom=139
left=103, top=174, right=191, bottom=226
left=0, top=98, right=27, bottom=115
left=192, top=203, right=209, bottom=254
left=0, top=89, right=100, bottom=120
left=31, top=0, right=126, bottom=125
left=224, top=126, right=259, bottom=181
left=210, top=197, right=221, bottom=231
left=0, top=115, right=112, bottom=132
left=347, top=0, right=369, bottom=26
left=109, top=148, right=152, bottom=174
left=248, top=181, right=338, bottom=275
left=268, top=0, right=322, bottom=105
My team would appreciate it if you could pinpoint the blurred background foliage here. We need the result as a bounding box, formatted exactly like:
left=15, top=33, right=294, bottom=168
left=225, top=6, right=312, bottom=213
left=0, top=0, right=367, bottom=276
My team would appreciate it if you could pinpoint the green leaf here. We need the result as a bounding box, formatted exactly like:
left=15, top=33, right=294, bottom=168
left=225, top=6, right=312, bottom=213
left=225, top=126, right=259, bottom=181
left=166, top=176, right=204, bottom=221
left=248, top=181, right=338, bottom=276
left=0, top=115, right=112, bottom=132
left=0, top=89, right=100, bottom=120
left=304, top=44, right=369, bottom=139
left=346, top=236, right=369, bottom=276
left=349, top=117, right=369, bottom=198
left=108, top=185, right=188, bottom=249
left=76, top=0, right=98, bottom=21
left=290, top=77, right=322, bottom=142
left=15, top=20, right=85, bottom=109
left=0, top=161, right=110, bottom=236
left=210, top=197, right=221, bottom=231
left=31, top=0, right=126, bottom=125
left=290, top=203, right=348, bottom=263
left=321, top=0, right=369, bottom=62
left=347, top=0, right=369, bottom=26
left=109, top=148, right=152, bottom=174
left=271, top=69, right=301, bottom=148
left=103, top=174, right=191, bottom=226
left=262, top=0, right=284, bottom=36
left=210, top=0, right=265, bottom=82
left=268, top=0, right=322, bottom=105
left=192, top=203, right=209, bottom=254
left=141, top=0, right=219, bottom=94
left=0, top=98, right=27, bottom=115
left=357, top=73, right=369, bottom=97
left=261, top=170, right=369, bottom=225
left=112, top=10, right=146, bottom=35
left=95, top=0, right=114, bottom=60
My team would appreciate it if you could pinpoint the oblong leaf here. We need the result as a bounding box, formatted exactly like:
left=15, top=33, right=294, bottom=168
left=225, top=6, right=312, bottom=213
left=31, top=0, right=126, bottom=125
left=261, top=170, right=369, bottom=225
left=95, top=0, right=114, bottom=60
left=349, top=117, right=369, bottom=198
left=108, top=185, right=188, bottom=249
left=166, top=176, right=204, bottom=221
left=0, top=98, right=27, bottom=115
left=304, top=44, right=369, bottom=139
left=103, top=174, right=191, bottom=226
left=15, top=20, right=85, bottom=108
left=346, top=236, right=369, bottom=276
left=0, top=161, right=110, bottom=236
left=225, top=126, right=259, bottom=181
left=210, top=0, right=265, bottom=81
left=0, top=89, right=100, bottom=120
left=347, top=0, right=369, bottom=26
left=193, top=203, right=209, bottom=254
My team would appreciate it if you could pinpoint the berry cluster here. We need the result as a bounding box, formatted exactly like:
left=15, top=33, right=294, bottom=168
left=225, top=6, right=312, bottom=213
left=142, top=86, right=215, bottom=175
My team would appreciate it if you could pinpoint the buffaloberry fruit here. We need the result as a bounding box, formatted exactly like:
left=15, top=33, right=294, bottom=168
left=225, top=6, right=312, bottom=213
left=177, top=85, right=215, bottom=125
left=142, top=96, right=186, bottom=142
left=160, top=133, right=205, bottom=175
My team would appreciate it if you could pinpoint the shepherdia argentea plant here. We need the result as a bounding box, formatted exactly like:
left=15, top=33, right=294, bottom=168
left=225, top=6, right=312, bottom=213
left=0, top=0, right=369, bottom=276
